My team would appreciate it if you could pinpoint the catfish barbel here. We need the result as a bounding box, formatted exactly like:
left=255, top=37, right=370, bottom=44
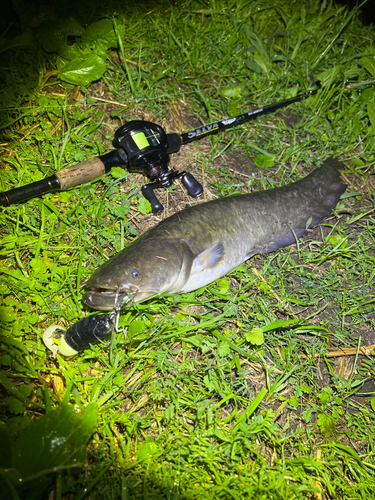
left=84, top=157, right=346, bottom=311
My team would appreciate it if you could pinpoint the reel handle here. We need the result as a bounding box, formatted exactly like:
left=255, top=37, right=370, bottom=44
left=141, top=171, right=203, bottom=215
left=142, top=184, right=164, bottom=214
left=181, top=172, right=203, bottom=198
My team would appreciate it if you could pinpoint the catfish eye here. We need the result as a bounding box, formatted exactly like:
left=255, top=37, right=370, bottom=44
left=131, top=269, right=140, bottom=279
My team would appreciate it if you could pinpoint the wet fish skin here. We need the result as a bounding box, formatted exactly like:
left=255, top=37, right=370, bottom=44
left=84, top=157, right=346, bottom=311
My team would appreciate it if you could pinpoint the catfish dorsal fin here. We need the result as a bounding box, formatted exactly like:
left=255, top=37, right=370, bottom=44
left=191, top=243, right=225, bottom=275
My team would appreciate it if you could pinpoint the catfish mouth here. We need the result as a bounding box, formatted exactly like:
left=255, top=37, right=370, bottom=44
left=84, top=285, right=139, bottom=311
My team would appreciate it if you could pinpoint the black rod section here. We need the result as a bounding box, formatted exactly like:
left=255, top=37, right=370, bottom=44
left=180, top=88, right=319, bottom=145
left=0, top=175, right=60, bottom=206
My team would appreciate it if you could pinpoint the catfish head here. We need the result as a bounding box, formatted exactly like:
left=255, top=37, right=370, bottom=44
left=83, top=235, right=194, bottom=311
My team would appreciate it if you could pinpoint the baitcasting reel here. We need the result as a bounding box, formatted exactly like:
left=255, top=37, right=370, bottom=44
left=114, top=120, right=203, bottom=213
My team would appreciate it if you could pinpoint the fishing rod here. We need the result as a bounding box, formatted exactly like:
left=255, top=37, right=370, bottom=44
left=0, top=87, right=319, bottom=214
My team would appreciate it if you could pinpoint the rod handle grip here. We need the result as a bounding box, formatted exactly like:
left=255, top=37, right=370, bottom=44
left=55, top=157, right=106, bottom=189
left=0, top=157, right=108, bottom=206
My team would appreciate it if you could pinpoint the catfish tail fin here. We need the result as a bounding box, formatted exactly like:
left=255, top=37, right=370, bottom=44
left=309, top=157, right=347, bottom=226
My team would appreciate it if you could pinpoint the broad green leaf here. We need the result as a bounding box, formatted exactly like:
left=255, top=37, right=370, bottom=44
left=137, top=197, right=152, bottom=215
left=213, top=428, right=232, bottom=442
left=216, top=278, right=230, bottom=293
left=359, top=56, right=375, bottom=77
left=350, top=158, right=365, bottom=167
left=227, top=101, right=241, bottom=116
left=110, top=167, right=128, bottom=179
left=223, top=302, right=238, bottom=317
left=221, top=85, right=246, bottom=99
left=253, top=51, right=270, bottom=74
left=13, top=403, right=98, bottom=478
left=288, top=395, right=299, bottom=408
left=302, top=407, right=313, bottom=423
left=0, top=354, right=12, bottom=366
left=4, top=297, right=17, bottom=307
left=317, top=413, right=336, bottom=437
left=328, top=234, right=346, bottom=247
left=340, top=191, right=361, bottom=199
left=319, top=387, right=333, bottom=404
left=0, top=28, right=37, bottom=54
left=1, top=235, right=17, bottom=249
left=301, top=384, right=312, bottom=394
left=244, top=59, right=262, bottom=73
left=350, top=114, right=360, bottom=142
left=29, top=257, right=47, bottom=276
left=6, top=398, right=26, bottom=415
left=19, top=385, right=33, bottom=397
left=317, top=65, right=343, bottom=87
left=286, top=86, right=299, bottom=98
left=136, top=441, right=159, bottom=461
left=361, top=87, right=375, bottom=103
left=57, top=54, right=107, bottom=87
left=107, top=203, right=126, bottom=219
left=58, top=43, right=91, bottom=62
left=113, top=375, right=125, bottom=386
left=122, top=198, right=131, bottom=215
left=254, top=154, right=275, bottom=168
left=128, top=320, right=144, bottom=337
left=218, top=341, right=231, bottom=357
left=0, top=306, right=16, bottom=322
left=82, top=19, right=125, bottom=58
left=245, top=327, right=264, bottom=345
left=36, top=17, right=84, bottom=54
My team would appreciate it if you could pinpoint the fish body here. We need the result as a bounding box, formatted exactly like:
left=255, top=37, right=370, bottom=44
left=84, top=157, right=346, bottom=311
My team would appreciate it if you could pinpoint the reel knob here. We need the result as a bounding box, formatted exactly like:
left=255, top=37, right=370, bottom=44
left=181, top=172, right=203, bottom=198
left=142, top=184, right=164, bottom=214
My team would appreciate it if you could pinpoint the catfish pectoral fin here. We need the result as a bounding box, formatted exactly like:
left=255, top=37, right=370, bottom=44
left=191, top=242, right=225, bottom=274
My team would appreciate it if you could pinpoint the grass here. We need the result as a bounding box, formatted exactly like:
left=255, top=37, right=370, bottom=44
left=1, top=0, right=375, bottom=498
